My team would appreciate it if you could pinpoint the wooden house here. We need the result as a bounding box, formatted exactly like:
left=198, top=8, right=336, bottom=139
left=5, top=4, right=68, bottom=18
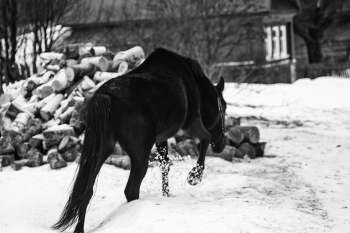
left=58, top=0, right=300, bottom=83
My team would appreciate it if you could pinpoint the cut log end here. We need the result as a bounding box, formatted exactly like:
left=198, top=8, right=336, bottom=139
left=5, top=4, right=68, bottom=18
left=40, top=111, right=52, bottom=122
left=240, top=126, right=260, bottom=144
left=52, top=80, right=64, bottom=92
left=253, top=142, right=266, bottom=157
left=99, top=57, right=109, bottom=72
left=81, top=76, right=96, bottom=91
left=238, top=143, right=256, bottom=159
left=41, top=86, right=54, bottom=99
left=118, top=61, right=128, bottom=74
left=65, top=67, right=75, bottom=82
left=225, top=117, right=241, bottom=127
left=225, top=127, right=244, bottom=147
left=208, top=146, right=236, bottom=162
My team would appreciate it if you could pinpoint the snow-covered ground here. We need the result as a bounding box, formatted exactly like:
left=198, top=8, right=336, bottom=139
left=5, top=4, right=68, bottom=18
left=224, top=77, right=350, bottom=127
left=0, top=77, right=349, bottom=233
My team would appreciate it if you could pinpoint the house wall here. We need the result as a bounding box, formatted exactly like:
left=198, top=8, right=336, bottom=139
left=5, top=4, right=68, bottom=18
left=59, top=15, right=267, bottom=69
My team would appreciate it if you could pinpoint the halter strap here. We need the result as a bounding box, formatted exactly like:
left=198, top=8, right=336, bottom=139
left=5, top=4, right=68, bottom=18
left=210, top=97, right=226, bottom=147
left=217, top=97, right=226, bottom=133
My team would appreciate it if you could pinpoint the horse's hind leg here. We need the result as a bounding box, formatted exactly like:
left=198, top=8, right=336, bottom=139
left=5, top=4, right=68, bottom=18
left=184, top=117, right=211, bottom=186
left=121, top=139, right=154, bottom=202
left=156, top=141, right=171, bottom=197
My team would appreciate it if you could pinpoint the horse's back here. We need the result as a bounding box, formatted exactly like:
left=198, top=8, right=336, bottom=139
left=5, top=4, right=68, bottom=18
left=95, top=48, right=202, bottom=140
left=134, top=48, right=202, bottom=127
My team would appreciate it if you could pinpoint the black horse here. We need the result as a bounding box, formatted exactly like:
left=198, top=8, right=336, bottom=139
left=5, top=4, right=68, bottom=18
left=52, top=48, right=226, bottom=233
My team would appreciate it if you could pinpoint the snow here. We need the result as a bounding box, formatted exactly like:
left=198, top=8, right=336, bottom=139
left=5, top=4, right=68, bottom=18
left=224, top=77, right=350, bottom=126
left=1, top=77, right=350, bottom=233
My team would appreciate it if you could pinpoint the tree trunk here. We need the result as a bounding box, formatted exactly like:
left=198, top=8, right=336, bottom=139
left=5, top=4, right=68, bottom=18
left=306, top=40, right=323, bottom=63
left=1, top=0, right=10, bottom=62
left=0, top=60, right=4, bottom=95
left=9, top=0, right=17, bottom=65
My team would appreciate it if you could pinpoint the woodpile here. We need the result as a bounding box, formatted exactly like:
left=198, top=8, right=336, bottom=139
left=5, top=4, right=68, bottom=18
left=171, top=116, right=267, bottom=163
left=73, top=118, right=265, bottom=171
left=0, top=44, right=266, bottom=172
left=0, top=45, right=146, bottom=171
left=210, top=117, right=266, bottom=161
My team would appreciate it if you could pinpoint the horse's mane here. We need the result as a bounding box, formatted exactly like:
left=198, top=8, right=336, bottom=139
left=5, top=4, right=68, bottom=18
left=185, top=57, right=208, bottom=81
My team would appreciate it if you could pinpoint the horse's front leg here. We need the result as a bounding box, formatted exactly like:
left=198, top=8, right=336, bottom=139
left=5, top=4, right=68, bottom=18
left=156, top=141, right=171, bottom=197
left=184, top=118, right=211, bottom=186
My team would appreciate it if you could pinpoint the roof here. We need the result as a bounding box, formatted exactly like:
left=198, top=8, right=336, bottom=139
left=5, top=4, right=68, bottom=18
left=271, top=0, right=300, bottom=12
left=60, top=0, right=299, bottom=27
left=61, top=0, right=147, bottom=26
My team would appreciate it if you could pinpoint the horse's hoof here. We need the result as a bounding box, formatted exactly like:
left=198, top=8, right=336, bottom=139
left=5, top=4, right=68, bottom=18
left=187, top=164, right=204, bottom=186
left=162, top=190, right=170, bottom=197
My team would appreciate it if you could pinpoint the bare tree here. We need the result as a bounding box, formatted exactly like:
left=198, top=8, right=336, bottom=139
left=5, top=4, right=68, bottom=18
left=0, top=0, right=82, bottom=89
left=22, top=0, right=84, bottom=73
left=101, top=0, right=263, bottom=80
left=0, top=0, right=28, bottom=91
left=293, top=0, right=347, bottom=63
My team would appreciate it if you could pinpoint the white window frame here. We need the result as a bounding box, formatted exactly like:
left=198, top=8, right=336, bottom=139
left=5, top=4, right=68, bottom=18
left=265, top=25, right=289, bottom=61
left=272, top=26, right=280, bottom=59
left=265, top=27, right=272, bottom=60
left=280, top=25, right=288, bottom=58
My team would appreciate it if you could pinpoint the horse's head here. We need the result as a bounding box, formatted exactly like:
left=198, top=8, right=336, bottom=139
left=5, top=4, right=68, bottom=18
left=209, top=77, right=227, bottom=153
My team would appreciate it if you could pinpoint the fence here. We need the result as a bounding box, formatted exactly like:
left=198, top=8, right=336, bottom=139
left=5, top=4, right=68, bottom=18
left=220, top=60, right=293, bottom=84
left=296, top=63, right=350, bottom=80
left=220, top=61, right=350, bottom=84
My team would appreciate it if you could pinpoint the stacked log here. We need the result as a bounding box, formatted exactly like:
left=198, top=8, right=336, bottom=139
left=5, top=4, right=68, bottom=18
left=213, top=118, right=266, bottom=161
left=171, top=117, right=266, bottom=163
left=0, top=44, right=265, bottom=171
left=0, top=44, right=146, bottom=171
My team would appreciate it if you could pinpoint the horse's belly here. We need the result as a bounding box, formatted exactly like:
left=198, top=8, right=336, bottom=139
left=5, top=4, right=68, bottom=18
left=156, top=125, right=182, bottom=142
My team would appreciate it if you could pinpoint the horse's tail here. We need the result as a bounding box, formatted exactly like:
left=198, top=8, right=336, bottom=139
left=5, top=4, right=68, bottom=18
left=52, top=93, right=112, bottom=231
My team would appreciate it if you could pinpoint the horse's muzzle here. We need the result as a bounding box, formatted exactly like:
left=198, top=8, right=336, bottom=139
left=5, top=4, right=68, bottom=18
left=211, top=136, right=226, bottom=153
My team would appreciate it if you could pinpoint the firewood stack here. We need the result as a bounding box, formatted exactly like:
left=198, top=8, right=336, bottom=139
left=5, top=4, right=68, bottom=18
left=171, top=117, right=266, bottom=163
left=209, top=117, right=266, bottom=161
left=0, top=44, right=265, bottom=172
left=0, top=45, right=146, bottom=171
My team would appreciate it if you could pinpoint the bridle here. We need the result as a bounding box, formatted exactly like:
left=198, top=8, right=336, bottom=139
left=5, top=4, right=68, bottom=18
left=210, top=96, right=226, bottom=148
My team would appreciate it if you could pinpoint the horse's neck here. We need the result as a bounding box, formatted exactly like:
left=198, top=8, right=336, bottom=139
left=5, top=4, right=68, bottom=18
left=194, top=74, right=217, bottom=103
left=193, top=74, right=218, bottom=122
left=185, top=57, right=217, bottom=104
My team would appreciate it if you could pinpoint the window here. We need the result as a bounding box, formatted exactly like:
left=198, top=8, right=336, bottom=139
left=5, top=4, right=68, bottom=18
left=265, top=25, right=289, bottom=61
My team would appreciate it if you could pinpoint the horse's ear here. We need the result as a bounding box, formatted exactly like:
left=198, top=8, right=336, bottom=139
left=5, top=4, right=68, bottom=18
left=216, top=77, right=225, bottom=93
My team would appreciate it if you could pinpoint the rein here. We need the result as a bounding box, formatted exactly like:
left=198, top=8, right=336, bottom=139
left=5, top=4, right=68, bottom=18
left=210, top=96, right=226, bottom=148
